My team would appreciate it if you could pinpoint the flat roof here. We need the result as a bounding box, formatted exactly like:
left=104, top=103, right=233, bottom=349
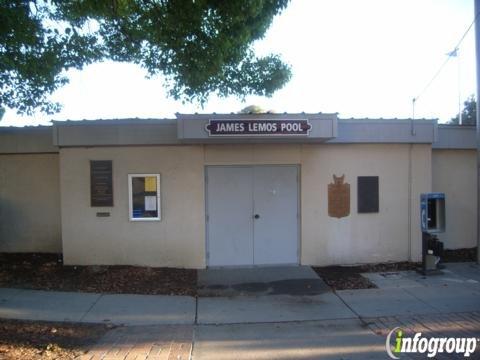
left=0, top=126, right=58, bottom=154
left=1, top=114, right=475, bottom=151
left=433, top=124, right=476, bottom=149
left=51, top=118, right=175, bottom=126
left=48, top=114, right=438, bottom=147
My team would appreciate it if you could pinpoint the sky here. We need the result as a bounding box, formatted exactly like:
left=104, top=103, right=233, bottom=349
left=1, top=0, right=477, bottom=127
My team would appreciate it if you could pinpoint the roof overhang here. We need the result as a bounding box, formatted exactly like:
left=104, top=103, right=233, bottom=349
left=45, top=115, right=439, bottom=147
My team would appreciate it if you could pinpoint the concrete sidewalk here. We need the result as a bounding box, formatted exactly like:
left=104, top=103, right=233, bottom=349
left=0, top=262, right=479, bottom=326
left=0, top=287, right=358, bottom=325
left=1, top=284, right=477, bottom=326
left=0, top=288, right=196, bottom=325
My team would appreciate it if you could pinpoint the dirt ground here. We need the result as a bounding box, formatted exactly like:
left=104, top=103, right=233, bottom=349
left=314, top=248, right=477, bottom=291
left=0, top=319, right=110, bottom=360
left=0, top=249, right=475, bottom=294
left=442, top=247, right=477, bottom=262
left=314, top=262, right=421, bottom=291
left=0, top=253, right=197, bottom=296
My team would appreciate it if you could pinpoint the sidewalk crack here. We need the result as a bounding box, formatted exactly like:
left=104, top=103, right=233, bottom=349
left=332, top=291, right=365, bottom=324
left=194, top=296, right=198, bottom=325
left=402, top=287, right=442, bottom=313
left=79, top=294, right=103, bottom=322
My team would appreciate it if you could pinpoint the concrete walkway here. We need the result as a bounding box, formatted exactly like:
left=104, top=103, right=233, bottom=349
left=0, top=288, right=196, bottom=325
left=1, top=262, right=479, bottom=326
left=198, top=265, right=330, bottom=297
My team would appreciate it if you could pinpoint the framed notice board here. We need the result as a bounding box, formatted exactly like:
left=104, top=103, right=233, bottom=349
left=90, top=160, right=113, bottom=207
left=128, top=174, right=161, bottom=221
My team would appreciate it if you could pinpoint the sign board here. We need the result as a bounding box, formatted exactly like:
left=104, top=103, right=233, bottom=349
left=205, top=119, right=312, bottom=137
left=328, top=174, right=350, bottom=218
left=357, top=176, right=379, bottom=213
left=90, top=160, right=113, bottom=207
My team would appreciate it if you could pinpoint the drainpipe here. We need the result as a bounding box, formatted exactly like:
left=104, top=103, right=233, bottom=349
left=408, top=143, right=413, bottom=261
left=475, top=0, right=480, bottom=264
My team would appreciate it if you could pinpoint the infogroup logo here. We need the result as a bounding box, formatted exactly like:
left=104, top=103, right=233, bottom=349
left=385, top=327, right=478, bottom=359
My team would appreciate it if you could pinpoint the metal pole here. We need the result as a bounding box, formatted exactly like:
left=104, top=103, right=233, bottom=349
left=412, top=98, right=416, bottom=120
left=475, top=0, right=480, bottom=264
left=458, top=49, right=463, bottom=125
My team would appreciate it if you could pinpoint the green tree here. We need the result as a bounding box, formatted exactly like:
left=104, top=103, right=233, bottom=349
left=1, top=0, right=291, bottom=116
left=240, top=105, right=265, bottom=114
left=450, top=95, right=476, bottom=125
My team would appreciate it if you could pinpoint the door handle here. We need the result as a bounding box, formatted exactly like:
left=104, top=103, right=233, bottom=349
left=254, top=214, right=260, bottom=219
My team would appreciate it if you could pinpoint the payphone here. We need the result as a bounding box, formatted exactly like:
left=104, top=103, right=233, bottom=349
left=420, top=193, right=445, bottom=274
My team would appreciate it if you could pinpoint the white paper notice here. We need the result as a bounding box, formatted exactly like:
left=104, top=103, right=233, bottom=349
left=145, top=196, right=157, bottom=211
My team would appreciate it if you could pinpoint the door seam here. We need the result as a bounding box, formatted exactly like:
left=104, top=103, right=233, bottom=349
left=251, top=166, right=255, bottom=265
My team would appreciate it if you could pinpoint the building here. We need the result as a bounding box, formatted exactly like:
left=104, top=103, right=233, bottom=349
left=0, top=113, right=476, bottom=268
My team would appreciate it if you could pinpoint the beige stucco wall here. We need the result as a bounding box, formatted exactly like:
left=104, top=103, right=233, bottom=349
left=61, top=143, right=431, bottom=267
left=60, top=146, right=205, bottom=267
left=0, top=154, right=62, bottom=252
left=205, top=143, right=430, bottom=266
left=301, top=144, right=430, bottom=266
left=432, top=149, right=477, bottom=249
left=409, top=144, right=433, bottom=261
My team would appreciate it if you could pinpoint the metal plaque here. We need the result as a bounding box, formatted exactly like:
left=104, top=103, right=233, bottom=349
left=328, top=174, right=350, bottom=218
left=90, top=160, right=113, bottom=207
left=96, top=212, right=111, bottom=217
left=205, top=119, right=312, bottom=136
left=358, top=176, right=379, bottom=213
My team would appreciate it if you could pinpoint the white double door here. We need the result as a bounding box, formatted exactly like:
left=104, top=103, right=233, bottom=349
left=206, top=165, right=299, bottom=267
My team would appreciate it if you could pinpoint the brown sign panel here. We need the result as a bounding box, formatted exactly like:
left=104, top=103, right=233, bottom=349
left=328, top=175, right=350, bottom=218
left=90, top=160, right=113, bottom=207
left=205, top=119, right=312, bottom=136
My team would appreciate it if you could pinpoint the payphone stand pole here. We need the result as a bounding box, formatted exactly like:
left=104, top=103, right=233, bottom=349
left=420, top=231, right=444, bottom=276
left=419, top=193, right=445, bottom=276
left=421, top=231, right=428, bottom=276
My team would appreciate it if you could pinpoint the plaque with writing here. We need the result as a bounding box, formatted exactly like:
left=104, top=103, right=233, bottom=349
left=90, top=160, right=113, bottom=207
left=358, top=176, right=379, bottom=213
left=328, top=174, right=350, bottom=218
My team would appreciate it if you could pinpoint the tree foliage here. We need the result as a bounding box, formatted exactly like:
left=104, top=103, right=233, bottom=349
left=0, top=0, right=291, bottom=115
left=240, top=104, right=266, bottom=114
left=450, top=95, right=476, bottom=126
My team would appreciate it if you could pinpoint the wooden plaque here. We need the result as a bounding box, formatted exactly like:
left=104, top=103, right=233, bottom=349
left=328, top=174, right=350, bottom=218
